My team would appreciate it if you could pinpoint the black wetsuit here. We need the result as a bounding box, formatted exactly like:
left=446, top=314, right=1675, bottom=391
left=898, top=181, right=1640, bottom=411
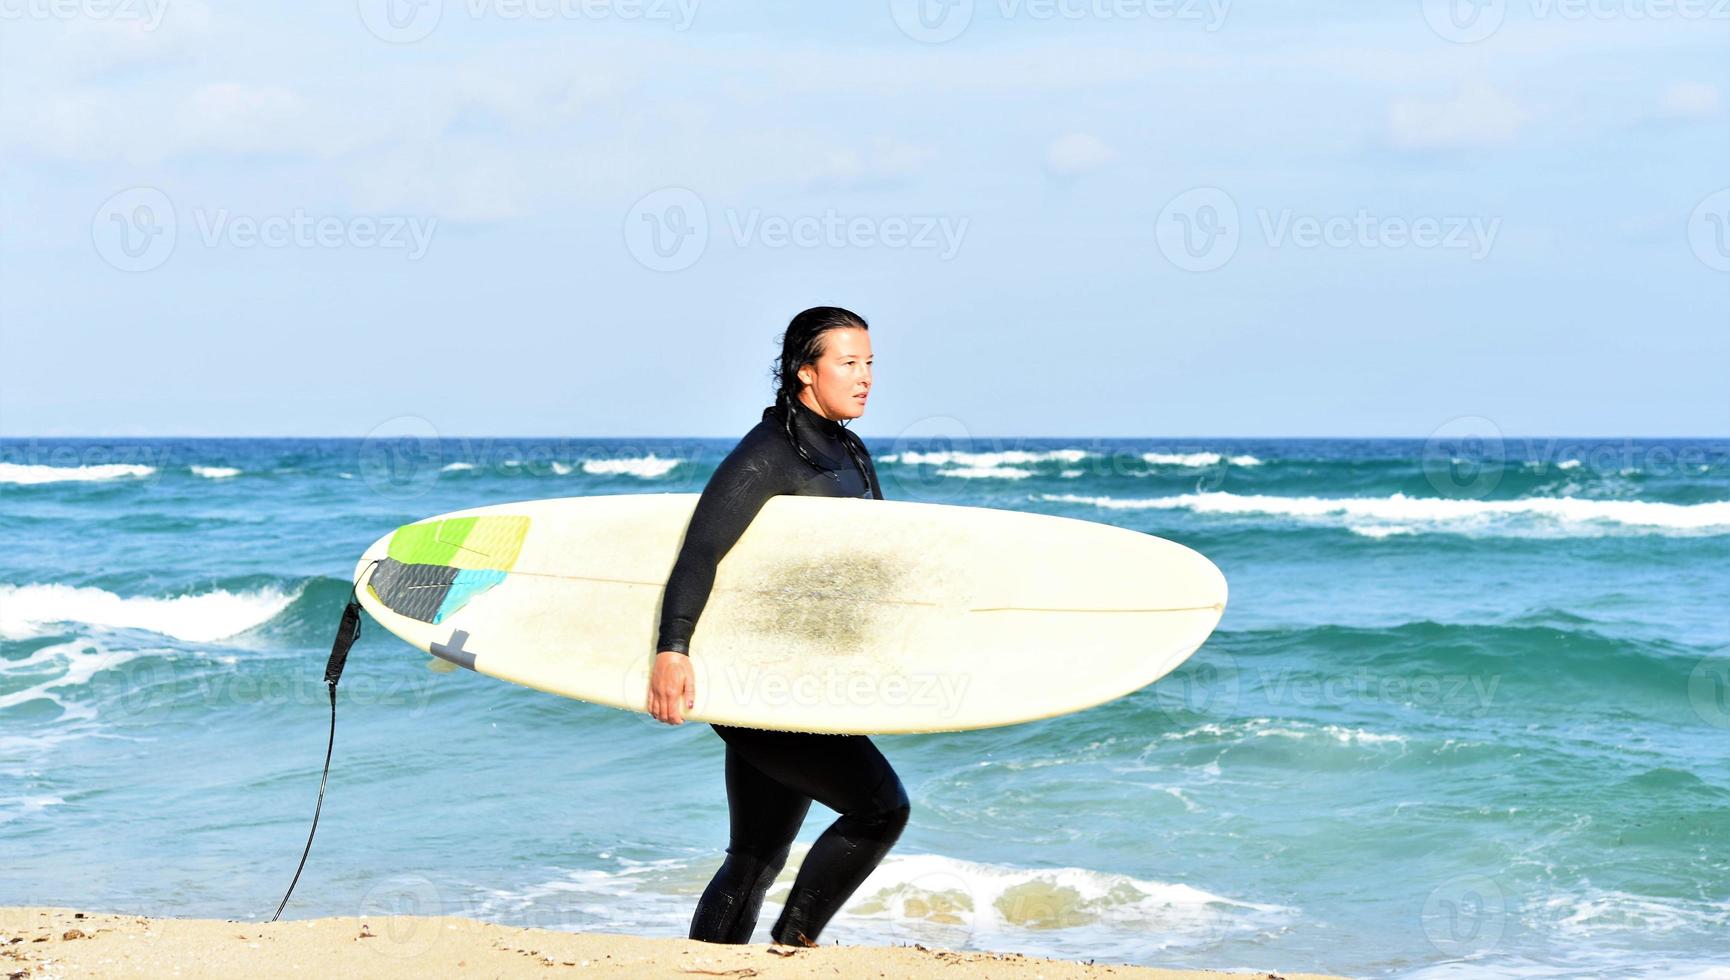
left=660, top=397, right=910, bottom=947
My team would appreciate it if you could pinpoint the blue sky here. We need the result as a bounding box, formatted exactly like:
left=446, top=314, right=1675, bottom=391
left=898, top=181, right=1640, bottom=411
left=1, top=1, right=1725, bottom=438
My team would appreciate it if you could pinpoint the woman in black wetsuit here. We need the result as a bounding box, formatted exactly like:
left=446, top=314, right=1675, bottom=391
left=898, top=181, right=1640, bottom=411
left=646, top=306, right=910, bottom=947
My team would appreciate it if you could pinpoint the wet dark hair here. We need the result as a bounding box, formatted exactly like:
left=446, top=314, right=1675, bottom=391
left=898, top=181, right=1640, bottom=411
left=770, top=306, right=878, bottom=498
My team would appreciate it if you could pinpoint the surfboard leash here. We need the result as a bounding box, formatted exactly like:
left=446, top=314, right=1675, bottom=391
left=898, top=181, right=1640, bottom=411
left=270, top=558, right=383, bottom=922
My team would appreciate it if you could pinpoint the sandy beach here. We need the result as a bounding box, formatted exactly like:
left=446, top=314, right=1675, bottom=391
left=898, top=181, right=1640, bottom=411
left=0, top=907, right=1347, bottom=979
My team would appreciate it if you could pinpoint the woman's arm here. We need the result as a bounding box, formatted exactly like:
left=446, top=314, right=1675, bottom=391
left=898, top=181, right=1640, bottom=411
left=656, top=440, right=786, bottom=656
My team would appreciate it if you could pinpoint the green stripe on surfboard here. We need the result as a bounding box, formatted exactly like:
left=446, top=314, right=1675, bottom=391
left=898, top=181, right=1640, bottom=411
left=386, top=515, right=530, bottom=571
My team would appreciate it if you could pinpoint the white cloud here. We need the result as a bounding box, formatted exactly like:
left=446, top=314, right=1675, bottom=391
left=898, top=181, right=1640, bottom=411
left=1044, top=132, right=1115, bottom=178
left=1657, top=81, right=1721, bottom=120
left=791, top=138, right=934, bottom=190
left=1388, top=82, right=1527, bottom=151
left=175, top=83, right=308, bottom=154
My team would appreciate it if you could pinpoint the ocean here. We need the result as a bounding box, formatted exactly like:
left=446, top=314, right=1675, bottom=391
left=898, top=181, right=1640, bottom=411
left=2, top=434, right=1726, bottom=978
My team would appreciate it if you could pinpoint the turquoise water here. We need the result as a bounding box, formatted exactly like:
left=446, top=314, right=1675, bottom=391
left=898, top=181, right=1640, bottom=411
left=2, top=435, right=1726, bottom=978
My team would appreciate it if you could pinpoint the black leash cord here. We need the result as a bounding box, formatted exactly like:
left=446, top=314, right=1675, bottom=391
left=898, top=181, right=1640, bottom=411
left=271, top=682, right=338, bottom=922
left=271, top=559, right=381, bottom=922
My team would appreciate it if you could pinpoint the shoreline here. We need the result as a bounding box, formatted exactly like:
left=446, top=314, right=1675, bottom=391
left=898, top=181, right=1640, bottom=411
left=1, top=907, right=1349, bottom=979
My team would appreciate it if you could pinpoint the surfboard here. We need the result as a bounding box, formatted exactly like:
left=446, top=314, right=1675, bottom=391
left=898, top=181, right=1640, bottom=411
left=352, top=494, right=1227, bottom=734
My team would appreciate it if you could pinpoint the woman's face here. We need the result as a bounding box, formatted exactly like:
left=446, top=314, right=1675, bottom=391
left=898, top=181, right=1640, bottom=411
left=797, top=328, right=873, bottom=421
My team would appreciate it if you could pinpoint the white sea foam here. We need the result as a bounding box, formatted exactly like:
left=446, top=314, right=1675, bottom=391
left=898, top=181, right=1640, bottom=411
left=583, top=454, right=679, bottom=478
left=1348, top=524, right=1418, bottom=538
left=479, top=848, right=1289, bottom=955
left=1137, top=718, right=1408, bottom=749
left=836, top=850, right=1289, bottom=952
left=440, top=462, right=476, bottom=472
left=550, top=462, right=573, bottom=476
left=1255, top=723, right=1408, bottom=747
left=0, top=795, right=65, bottom=825
left=0, top=637, right=145, bottom=714
left=0, top=583, right=296, bottom=642
left=1141, top=452, right=1262, bottom=467
left=1038, top=491, right=1730, bottom=536
left=0, top=462, right=155, bottom=485
left=888, top=449, right=1090, bottom=466
left=1540, top=888, right=1730, bottom=939
left=189, top=465, right=240, bottom=479
left=937, top=466, right=1034, bottom=480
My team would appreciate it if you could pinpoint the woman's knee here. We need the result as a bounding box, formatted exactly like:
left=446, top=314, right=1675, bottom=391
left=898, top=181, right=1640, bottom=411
left=852, top=780, right=911, bottom=842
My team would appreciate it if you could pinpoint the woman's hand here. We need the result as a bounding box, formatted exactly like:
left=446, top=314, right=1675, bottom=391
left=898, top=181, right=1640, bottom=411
left=648, top=650, right=696, bottom=724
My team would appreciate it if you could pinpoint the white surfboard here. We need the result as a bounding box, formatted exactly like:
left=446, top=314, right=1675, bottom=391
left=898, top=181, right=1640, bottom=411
left=352, top=493, right=1226, bottom=734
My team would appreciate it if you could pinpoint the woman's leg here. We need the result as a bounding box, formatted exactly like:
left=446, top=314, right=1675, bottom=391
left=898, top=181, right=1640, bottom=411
left=720, top=729, right=911, bottom=946
left=688, top=731, right=812, bottom=943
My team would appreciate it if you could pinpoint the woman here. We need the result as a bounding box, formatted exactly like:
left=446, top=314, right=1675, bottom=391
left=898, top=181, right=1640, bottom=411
left=647, top=306, right=911, bottom=947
